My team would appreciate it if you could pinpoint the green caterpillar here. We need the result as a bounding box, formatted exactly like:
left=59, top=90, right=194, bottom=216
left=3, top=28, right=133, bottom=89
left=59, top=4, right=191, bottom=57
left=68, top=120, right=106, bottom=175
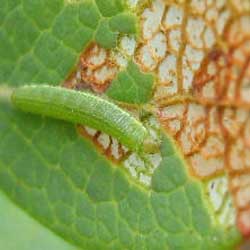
left=12, top=85, right=158, bottom=153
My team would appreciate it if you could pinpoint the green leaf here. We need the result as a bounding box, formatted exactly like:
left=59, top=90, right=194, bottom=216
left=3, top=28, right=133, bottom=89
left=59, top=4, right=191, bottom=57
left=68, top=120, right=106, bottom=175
left=95, top=0, right=124, bottom=17
left=0, top=101, right=241, bottom=249
left=95, top=19, right=118, bottom=49
left=109, top=13, right=138, bottom=34
left=0, top=0, right=137, bottom=86
left=107, top=61, right=154, bottom=104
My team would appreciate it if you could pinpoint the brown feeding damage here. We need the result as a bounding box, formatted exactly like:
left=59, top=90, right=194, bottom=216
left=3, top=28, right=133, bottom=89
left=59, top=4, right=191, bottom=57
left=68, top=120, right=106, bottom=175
left=65, top=43, right=119, bottom=93
left=193, top=16, right=250, bottom=108
left=77, top=125, right=130, bottom=163
left=142, top=1, right=250, bottom=238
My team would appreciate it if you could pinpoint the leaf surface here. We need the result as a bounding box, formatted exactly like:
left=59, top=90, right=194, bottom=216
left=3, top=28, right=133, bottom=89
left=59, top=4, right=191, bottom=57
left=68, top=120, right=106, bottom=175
left=106, top=61, right=154, bottom=104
